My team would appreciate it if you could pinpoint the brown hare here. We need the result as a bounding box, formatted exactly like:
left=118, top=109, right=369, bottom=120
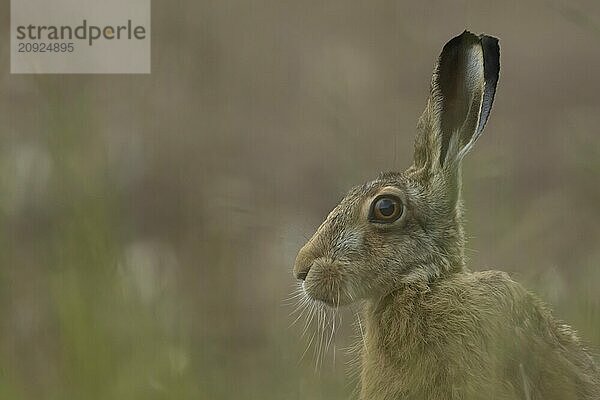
left=293, top=31, right=600, bottom=400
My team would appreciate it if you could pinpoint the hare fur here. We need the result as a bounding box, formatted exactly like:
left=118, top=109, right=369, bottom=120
left=293, top=31, right=600, bottom=399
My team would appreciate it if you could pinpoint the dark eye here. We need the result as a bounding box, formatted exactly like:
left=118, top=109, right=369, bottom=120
left=370, top=195, right=403, bottom=223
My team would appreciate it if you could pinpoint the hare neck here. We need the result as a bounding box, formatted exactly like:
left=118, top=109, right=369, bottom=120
left=362, top=282, right=431, bottom=357
left=359, top=281, right=448, bottom=399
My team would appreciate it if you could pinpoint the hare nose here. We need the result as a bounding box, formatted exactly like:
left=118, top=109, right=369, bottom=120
left=296, top=269, right=309, bottom=281
left=294, top=244, right=315, bottom=281
left=294, top=259, right=312, bottom=281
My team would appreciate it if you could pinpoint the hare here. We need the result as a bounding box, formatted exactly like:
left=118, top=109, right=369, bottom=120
left=293, top=31, right=600, bottom=400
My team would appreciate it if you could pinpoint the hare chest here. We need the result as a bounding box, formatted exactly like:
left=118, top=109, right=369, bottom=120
left=359, top=337, right=519, bottom=400
left=358, top=272, right=597, bottom=400
left=359, top=323, right=519, bottom=400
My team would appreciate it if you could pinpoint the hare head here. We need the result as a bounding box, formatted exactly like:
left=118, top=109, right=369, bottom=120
left=294, top=31, right=500, bottom=307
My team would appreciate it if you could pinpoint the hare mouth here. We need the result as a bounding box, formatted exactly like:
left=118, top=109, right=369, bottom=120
left=302, top=258, right=353, bottom=307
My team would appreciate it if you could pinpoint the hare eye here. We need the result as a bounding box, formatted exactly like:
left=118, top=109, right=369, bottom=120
left=370, top=195, right=403, bottom=223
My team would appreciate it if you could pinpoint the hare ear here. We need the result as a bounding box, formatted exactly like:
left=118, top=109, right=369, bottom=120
left=414, top=31, right=499, bottom=172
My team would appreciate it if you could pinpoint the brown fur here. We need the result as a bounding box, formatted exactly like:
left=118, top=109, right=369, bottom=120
left=293, top=31, right=600, bottom=399
left=361, top=273, right=599, bottom=399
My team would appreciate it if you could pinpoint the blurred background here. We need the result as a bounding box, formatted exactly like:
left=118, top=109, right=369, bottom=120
left=1, top=0, right=600, bottom=399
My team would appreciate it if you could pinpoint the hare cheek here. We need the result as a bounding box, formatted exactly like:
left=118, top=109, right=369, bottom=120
left=333, top=230, right=363, bottom=258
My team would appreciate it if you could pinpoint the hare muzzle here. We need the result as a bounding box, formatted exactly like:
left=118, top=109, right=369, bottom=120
left=294, top=246, right=345, bottom=306
left=293, top=222, right=364, bottom=306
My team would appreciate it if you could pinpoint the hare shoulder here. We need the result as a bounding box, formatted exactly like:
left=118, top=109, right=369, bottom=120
left=361, top=270, right=599, bottom=400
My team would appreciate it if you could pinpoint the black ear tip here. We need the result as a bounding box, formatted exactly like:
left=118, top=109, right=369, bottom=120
left=479, top=34, right=500, bottom=44
left=445, top=31, right=479, bottom=49
left=447, top=32, right=500, bottom=84
left=450, top=31, right=500, bottom=48
left=481, top=35, right=500, bottom=62
left=476, top=34, right=500, bottom=135
left=439, top=31, right=480, bottom=67
left=442, top=31, right=500, bottom=81
left=480, top=35, right=500, bottom=56
left=480, top=34, right=500, bottom=85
